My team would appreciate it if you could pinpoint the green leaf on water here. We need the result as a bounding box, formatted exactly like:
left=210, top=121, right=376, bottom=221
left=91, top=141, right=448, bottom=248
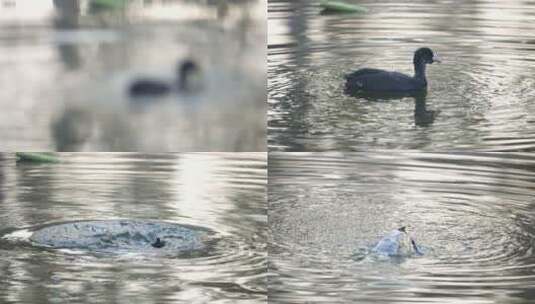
left=16, top=153, right=60, bottom=164
left=319, top=1, right=368, bottom=14
left=90, top=0, right=127, bottom=10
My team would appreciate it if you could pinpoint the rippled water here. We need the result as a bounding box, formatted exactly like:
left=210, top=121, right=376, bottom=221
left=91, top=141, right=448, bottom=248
left=269, top=152, right=535, bottom=303
left=0, top=0, right=266, bottom=151
left=268, top=0, right=535, bottom=151
left=27, top=220, right=216, bottom=257
left=0, top=153, right=267, bottom=303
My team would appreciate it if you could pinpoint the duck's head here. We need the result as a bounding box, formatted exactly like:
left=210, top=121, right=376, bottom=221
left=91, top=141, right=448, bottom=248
left=414, top=47, right=440, bottom=65
left=176, top=59, right=202, bottom=92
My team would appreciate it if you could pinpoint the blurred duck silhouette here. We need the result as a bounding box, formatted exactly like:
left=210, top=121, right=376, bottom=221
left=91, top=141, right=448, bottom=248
left=128, top=59, right=202, bottom=98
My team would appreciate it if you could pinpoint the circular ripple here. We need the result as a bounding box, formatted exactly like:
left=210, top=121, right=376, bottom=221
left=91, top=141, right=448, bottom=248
left=27, top=220, right=218, bottom=257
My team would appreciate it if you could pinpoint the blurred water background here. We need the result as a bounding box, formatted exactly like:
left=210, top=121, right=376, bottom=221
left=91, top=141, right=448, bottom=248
left=0, top=0, right=266, bottom=151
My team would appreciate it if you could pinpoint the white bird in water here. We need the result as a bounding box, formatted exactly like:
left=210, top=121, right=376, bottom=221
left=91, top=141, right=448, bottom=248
left=372, top=226, right=422, bottom=257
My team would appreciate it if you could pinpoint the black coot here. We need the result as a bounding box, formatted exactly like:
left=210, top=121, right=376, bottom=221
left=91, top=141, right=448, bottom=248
left=129, top=80, right=171, bottom=96
left=129, top=59, right=200, bottom=98
left=151, top=237, right=166, bottom=248
left=345, top=47, right=440, bottom=94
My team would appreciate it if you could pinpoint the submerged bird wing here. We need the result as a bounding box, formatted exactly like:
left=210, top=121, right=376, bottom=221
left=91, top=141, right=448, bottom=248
left=372, top=229, right=402, bottom=255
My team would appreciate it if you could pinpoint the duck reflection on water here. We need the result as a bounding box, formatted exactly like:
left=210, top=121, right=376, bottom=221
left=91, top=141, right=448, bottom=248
left=345, top=90, right=439, bottom=127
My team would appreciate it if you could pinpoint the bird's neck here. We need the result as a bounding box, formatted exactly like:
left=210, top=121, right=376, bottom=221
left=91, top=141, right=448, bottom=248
left=413, top=61, right=427, bottom=83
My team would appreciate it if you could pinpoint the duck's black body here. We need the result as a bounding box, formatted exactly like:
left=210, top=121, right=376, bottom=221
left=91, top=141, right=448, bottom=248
left=345, top=47, right=439, bottom=94
left=345, top=69, right=426, bottom=92
left=129, top=80, right=172, bottom=97
left=151, top=237, right=166, bottom=248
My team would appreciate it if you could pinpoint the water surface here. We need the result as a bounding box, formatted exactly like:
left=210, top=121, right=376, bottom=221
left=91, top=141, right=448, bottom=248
left=269, top=152, right=535, bottom=303
left=0, top=153, right=267, bottom=303
left=268, top=0, right=535, bottom=151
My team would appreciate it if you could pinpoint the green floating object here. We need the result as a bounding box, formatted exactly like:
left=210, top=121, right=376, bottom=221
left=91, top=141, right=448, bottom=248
left=90, top=0, right=127, bottom=10
left=16, top=153, right=60, bottom=164
left=320, top=1, right=368, bottom=14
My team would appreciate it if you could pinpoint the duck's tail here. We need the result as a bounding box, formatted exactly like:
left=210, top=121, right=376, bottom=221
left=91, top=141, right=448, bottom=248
left=399, top=226, right=423, bottom=255
left=411, top=238, right=423, bottom=255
